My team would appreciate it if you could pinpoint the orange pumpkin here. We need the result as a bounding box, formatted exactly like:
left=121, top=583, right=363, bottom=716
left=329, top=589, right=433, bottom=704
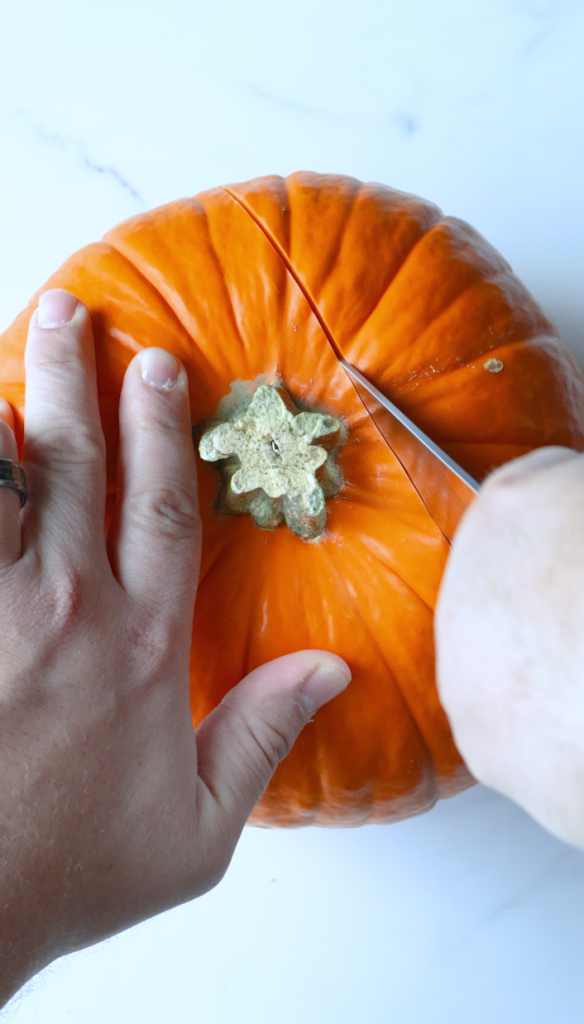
left=2, top=171, right=584, bottom=826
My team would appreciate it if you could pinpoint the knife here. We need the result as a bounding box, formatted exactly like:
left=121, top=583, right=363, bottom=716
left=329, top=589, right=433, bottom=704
left=340, top=360, right=480, bottom=544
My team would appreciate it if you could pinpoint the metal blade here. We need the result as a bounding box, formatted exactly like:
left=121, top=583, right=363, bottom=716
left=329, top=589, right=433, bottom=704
left=341, top=360, right=480, bottom=543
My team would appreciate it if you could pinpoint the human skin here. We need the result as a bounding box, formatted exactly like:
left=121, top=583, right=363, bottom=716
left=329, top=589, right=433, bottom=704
left=436, top=446, right=584, bottom=849
left=0, top=290, right=351, bottom=1007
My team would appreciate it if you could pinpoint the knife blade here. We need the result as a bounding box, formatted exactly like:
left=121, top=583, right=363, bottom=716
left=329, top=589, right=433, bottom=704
left=340, top=360, right=480, bottom=543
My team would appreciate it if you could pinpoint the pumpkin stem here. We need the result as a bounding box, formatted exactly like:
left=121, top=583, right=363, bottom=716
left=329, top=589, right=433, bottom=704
left=199, top=383, right=344, bottom=539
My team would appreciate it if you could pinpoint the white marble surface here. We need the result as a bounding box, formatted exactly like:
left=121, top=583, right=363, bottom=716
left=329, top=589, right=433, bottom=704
left=1, top=0, right=584, bottom=1020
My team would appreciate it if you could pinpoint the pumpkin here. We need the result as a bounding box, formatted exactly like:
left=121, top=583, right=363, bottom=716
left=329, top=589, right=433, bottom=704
left=2, top=171, right=584, bottom=827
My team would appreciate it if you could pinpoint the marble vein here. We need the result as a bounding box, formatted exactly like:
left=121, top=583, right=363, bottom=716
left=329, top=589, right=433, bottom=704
left=11, top=109, right=145, bottom=205
left=242, top=82, right=350, bottom=122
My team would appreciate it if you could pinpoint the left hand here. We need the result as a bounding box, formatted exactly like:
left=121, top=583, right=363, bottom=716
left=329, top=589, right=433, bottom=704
left=0, top=289, right=351, bottom=1006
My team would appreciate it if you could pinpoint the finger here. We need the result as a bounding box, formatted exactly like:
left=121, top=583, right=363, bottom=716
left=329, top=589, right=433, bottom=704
left=0, top=399, right=15, bottom=432
left=0, top=400, right=22, bottom=568
left=108, top=348, right=201, bottom=624
left=23, top=290, right=107, bottom=559
left=194, top=651, right=351, bottom=831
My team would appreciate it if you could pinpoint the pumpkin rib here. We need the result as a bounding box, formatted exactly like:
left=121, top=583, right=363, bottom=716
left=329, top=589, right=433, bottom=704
left=347, top=265, right=511, bottom=387
left=191, top=529, right=268, bottom=694
left=329, top=463, right=450, bottom=607
left=288, top=178, right=363, bottom=296
left=101, top=234, right=230, bottom=360
left=309, top=524, right=451, bottom=786
left=338, top=437, right=453, bottom=553
left=316, top=186, right=445, bottom=351
left=327, top=222, right=447, bottom=346
left=332, top=485, right=447, bottom=608
left=352, top=532, right=435, bottom=616
left=284, top=177, right=365, bottom=304
left=388, top=278, right=555, bottom=394
left=105, top=201, right=257, bottom=374
left=342, top=546, right=449, bottom=771
left=226, top=174, right=445, bottom=355
left=223, top=185, right=343, bottom=361
left=194, top=200, right=265, bottom=364
left=345, top=532, right=436, bottom=649
left=226, top=180, right=471, bottom=363
left=341, top=544, right=446, bottom=761
left=95, top=238, right=200, bottom=352
left=194, top=544, right=416, bottom=827
left=326, top=509, right=437, bottom=620
left=410, top=335, right=584, bottom=452
left=330, top=427, right=452, bottom=602
left=317, top=546, right=441, bottom=804
left=377, top=278, right=506, bottom=379
left=223, top=181, right=455, bottom=409
left=339, top=437, right=452, bottom=551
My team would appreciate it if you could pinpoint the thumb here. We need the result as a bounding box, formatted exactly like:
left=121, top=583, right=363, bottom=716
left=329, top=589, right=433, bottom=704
left=195, top=651, right=351, bottom=827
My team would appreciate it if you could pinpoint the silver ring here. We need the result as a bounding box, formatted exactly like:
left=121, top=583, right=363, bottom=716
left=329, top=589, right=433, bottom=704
left=0, top=459, right=28, bottom=509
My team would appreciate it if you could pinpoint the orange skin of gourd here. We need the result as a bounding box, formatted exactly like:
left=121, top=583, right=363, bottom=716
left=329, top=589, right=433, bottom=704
left=2, top=172, right=584, bottom=826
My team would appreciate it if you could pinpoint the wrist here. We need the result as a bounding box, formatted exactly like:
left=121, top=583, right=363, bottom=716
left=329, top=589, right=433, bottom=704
left=0, top=922, right=52, bottom=1010
left=0, top=865, right=63, bottom=1008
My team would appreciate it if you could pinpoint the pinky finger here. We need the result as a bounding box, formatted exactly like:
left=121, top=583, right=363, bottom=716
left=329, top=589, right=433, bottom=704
left=0, top=399, right=23, bottom=568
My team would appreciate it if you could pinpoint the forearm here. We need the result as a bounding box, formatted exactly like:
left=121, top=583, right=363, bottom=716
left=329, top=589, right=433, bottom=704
left=0, top=293, right=350, bottom=1011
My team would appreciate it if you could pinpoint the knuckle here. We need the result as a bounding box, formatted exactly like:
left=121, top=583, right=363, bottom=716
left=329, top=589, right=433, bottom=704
left=28, top=424, right=105, bottom=471
left=42, top=567, right=87, bottom=634
left=141, top=407, right=188, bottom=435
left=126, top=615, right=176, bottom=680
left=28, top=345, right=80, bottom=375
left=127, top=485, right=200, bottom=541
left=222, top=700, right=296, bottom=775
left=247, top=715, right=295, bottom=772
left=256, top=719, right=295, bottom=767
left=117, top=604, right=188, bottom=702
left=15, top=564, right=90, bottom=659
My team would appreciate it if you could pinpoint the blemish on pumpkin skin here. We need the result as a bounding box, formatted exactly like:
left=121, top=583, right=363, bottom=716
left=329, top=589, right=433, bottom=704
left=484, top=357, right=504, bottom=373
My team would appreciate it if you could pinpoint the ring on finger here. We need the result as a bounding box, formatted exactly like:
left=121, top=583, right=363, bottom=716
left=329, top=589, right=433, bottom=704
left=0, top=459, right=28, bottom=508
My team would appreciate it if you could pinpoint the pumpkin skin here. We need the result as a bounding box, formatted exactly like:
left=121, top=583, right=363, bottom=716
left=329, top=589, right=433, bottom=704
left=2, top=172, right=584, bottom=827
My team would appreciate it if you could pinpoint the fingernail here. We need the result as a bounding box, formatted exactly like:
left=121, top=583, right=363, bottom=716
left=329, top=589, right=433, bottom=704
left=37, top=289, right=79, bottom=328
left=139, top=348, right=180, bottom=390
left=298, top=663, right=351, bottom=717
